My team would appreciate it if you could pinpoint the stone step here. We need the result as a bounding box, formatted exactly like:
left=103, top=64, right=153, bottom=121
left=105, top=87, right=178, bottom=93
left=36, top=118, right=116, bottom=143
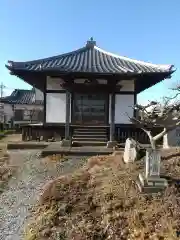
left=72, top=141, right=107, bottom=147
left=72, top=137, right=108, bottom=142
left=74, top=128, right=107, bottom=132
left=73, top=134, right=107, bottom=138
left=73, top=130, right=107, bottom=135
left=72, top=127, right=108, bottom=147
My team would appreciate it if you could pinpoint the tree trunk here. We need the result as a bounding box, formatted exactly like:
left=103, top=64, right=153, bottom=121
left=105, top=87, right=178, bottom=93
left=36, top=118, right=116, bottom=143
left=143, top=129, right=157, bottom=150
left=149, top=136, right=156, bottom=150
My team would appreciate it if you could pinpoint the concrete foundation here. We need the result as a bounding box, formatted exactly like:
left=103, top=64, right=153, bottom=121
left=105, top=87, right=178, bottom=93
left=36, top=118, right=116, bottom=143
left=60, top=139, right=71, bottom=147
left=106, top=141, right=117, bottom=148
left=137, top=173, right=168, bottom=193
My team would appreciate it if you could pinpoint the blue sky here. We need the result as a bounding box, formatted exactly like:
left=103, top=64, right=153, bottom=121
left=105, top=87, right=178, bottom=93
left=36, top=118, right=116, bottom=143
left=0, top=0, right=180, bottom=104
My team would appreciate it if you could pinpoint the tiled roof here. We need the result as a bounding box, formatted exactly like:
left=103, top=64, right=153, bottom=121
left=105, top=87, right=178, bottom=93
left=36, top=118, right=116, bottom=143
left=6, top=39, right=174, bottom=75
left=1, top=89, right=43, bottom=105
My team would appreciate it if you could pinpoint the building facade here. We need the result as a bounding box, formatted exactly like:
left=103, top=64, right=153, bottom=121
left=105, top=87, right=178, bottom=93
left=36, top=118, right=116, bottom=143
left=1, top=88, right=43, bottom=126
left=6, top=38, right=174, bottom=145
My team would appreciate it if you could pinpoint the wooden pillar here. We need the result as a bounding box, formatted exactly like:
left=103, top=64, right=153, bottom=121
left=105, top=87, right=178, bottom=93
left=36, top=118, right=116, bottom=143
left=134, top=82, right=137, bottom=117
left=110, top=93, right=115, bottom=142
left=43, top=79, right=47, bottom=124
left=22, top=127, right=25, bottom=141
left=65, top=90, right=71, bottom=140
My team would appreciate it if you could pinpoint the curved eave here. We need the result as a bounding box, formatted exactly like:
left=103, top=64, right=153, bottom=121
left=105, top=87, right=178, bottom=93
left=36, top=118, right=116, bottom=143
left=6, top=63, right=174, bottom=78
left=136, top=70, right=175, bottom=94
left=6, top=44, right=175, bottom=76
left=5, top=64, right=12, bottom=71
left=1, top=101, right=43, bottom=105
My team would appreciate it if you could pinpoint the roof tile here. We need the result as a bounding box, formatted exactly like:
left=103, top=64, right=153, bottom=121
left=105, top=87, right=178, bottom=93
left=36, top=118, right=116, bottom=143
left=1, top=89, right=43, bottom=105
left=6, top=40, right=174, bottom=75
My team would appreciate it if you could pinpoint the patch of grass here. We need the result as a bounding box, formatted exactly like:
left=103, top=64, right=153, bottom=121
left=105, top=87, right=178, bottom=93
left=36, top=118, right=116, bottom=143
left=0, top=129, right=16, bottom=140
left=24, top=152, right=180, bottom=239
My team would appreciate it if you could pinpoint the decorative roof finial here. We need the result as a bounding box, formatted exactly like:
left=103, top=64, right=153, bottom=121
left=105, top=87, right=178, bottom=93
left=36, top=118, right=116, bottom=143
left=86, top=37, right=96, bottom=47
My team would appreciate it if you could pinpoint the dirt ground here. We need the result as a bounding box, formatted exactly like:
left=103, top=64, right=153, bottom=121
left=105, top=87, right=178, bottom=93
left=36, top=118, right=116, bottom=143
left=0, top=134, right=22, bottom=143
left=0, top=150, right=87, bottom=240
left=24, top=150, right=180, bottom=240
left=0, top=134, right=22, bottom=149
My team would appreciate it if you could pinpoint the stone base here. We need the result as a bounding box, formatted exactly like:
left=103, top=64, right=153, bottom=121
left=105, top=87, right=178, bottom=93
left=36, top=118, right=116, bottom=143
left=137, top=173, right=168, bottom=193
left=60, top=139, right=71, bottom=147
left=106, top=141, right=117, bottom=148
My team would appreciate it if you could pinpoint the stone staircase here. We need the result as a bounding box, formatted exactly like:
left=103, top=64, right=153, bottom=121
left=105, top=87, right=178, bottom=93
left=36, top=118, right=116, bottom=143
left=72, top=127, right=108, bottom=146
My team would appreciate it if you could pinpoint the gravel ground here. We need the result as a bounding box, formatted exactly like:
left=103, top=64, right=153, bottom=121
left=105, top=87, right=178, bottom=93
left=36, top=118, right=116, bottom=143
left=0, top=150, right=87, bottom=240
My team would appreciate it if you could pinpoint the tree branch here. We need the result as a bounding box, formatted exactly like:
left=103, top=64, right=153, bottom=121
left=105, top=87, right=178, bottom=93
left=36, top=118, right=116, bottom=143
left=153, top=128, right=167, bottom=141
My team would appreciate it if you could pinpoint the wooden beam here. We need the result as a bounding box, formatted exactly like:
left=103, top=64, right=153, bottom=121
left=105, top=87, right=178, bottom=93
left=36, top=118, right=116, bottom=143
left=110, top=93, right=115, bottom=141
left=10, top=69, right=173, bottom=93
left=43, top=79, right=47, bottom=124
left=65, top=91, right=71, bottom=139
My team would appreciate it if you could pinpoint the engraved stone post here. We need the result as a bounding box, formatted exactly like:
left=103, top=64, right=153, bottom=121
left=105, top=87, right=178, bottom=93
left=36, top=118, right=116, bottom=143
left=145, top=149, right=161, bottom=178
left=137, top=148, right=168, bottom=193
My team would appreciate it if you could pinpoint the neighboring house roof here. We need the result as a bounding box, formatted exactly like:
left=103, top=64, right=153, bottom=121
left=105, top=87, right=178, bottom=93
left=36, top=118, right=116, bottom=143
left=6, top=38, right=174, bottom=75
left=1, top=89, right=43, bottom=105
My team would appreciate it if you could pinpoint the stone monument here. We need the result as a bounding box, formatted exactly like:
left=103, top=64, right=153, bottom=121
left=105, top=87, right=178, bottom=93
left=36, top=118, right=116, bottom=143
left=137, top=149, right=168, bottom=193
left=123, top=138, right=137, bottom=163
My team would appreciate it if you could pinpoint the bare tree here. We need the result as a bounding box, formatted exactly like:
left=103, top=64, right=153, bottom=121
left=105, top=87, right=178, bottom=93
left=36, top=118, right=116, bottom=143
left=128, top=87, right=180, bottom=149
left=29, top=109, right=36, bottom=123
left=23, top=108, right=38, bottom=123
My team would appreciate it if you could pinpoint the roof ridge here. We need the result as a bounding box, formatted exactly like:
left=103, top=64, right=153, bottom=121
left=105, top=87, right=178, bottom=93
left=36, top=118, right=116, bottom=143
left=14, top=88, right=34, bottom=92
left=94, top=46, right=173, bottom=71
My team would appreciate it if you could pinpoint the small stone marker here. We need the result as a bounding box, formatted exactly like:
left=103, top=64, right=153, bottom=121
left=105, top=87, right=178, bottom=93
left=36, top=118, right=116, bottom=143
left=145, top=149, right=161, bottom=178
left=123, top=138, right=137, bottom=163
left=137, top=149, right=168, bottom=193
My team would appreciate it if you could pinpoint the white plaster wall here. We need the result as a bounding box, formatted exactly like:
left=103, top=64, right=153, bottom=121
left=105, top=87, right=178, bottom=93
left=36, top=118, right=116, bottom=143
left=46, top=76, right=64, bottom=90
left=46, top=93, right=66, bottom=123
left=47, top=76, right=134, bottom=92
left=2, top=103, right=43, bottom=123
left=117, top=80, right=135, bottom=92
left=35, top=88, right=44, bottom=101
left=3, top=104, right=13, bottom=122
left=114, top=94, right=134, bottom=124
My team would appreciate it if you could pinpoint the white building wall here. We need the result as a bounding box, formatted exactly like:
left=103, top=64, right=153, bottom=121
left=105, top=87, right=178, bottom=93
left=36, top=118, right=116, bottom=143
left=14, top=104, right=44, bottom=124
left=3, top=104, right=13, bottom=122
left=114, top=94, right=134, bottom=124
left=46, top=76, right=64, bottom=90
left=117, top=80, right=135, bottom=92
left=34, top=88, right=44, bottom=101
left=46, top=77, right=135, bottom=92
left=46, top=76, right=135, bottom=124
left=46, top=93, right=66, bottom=123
